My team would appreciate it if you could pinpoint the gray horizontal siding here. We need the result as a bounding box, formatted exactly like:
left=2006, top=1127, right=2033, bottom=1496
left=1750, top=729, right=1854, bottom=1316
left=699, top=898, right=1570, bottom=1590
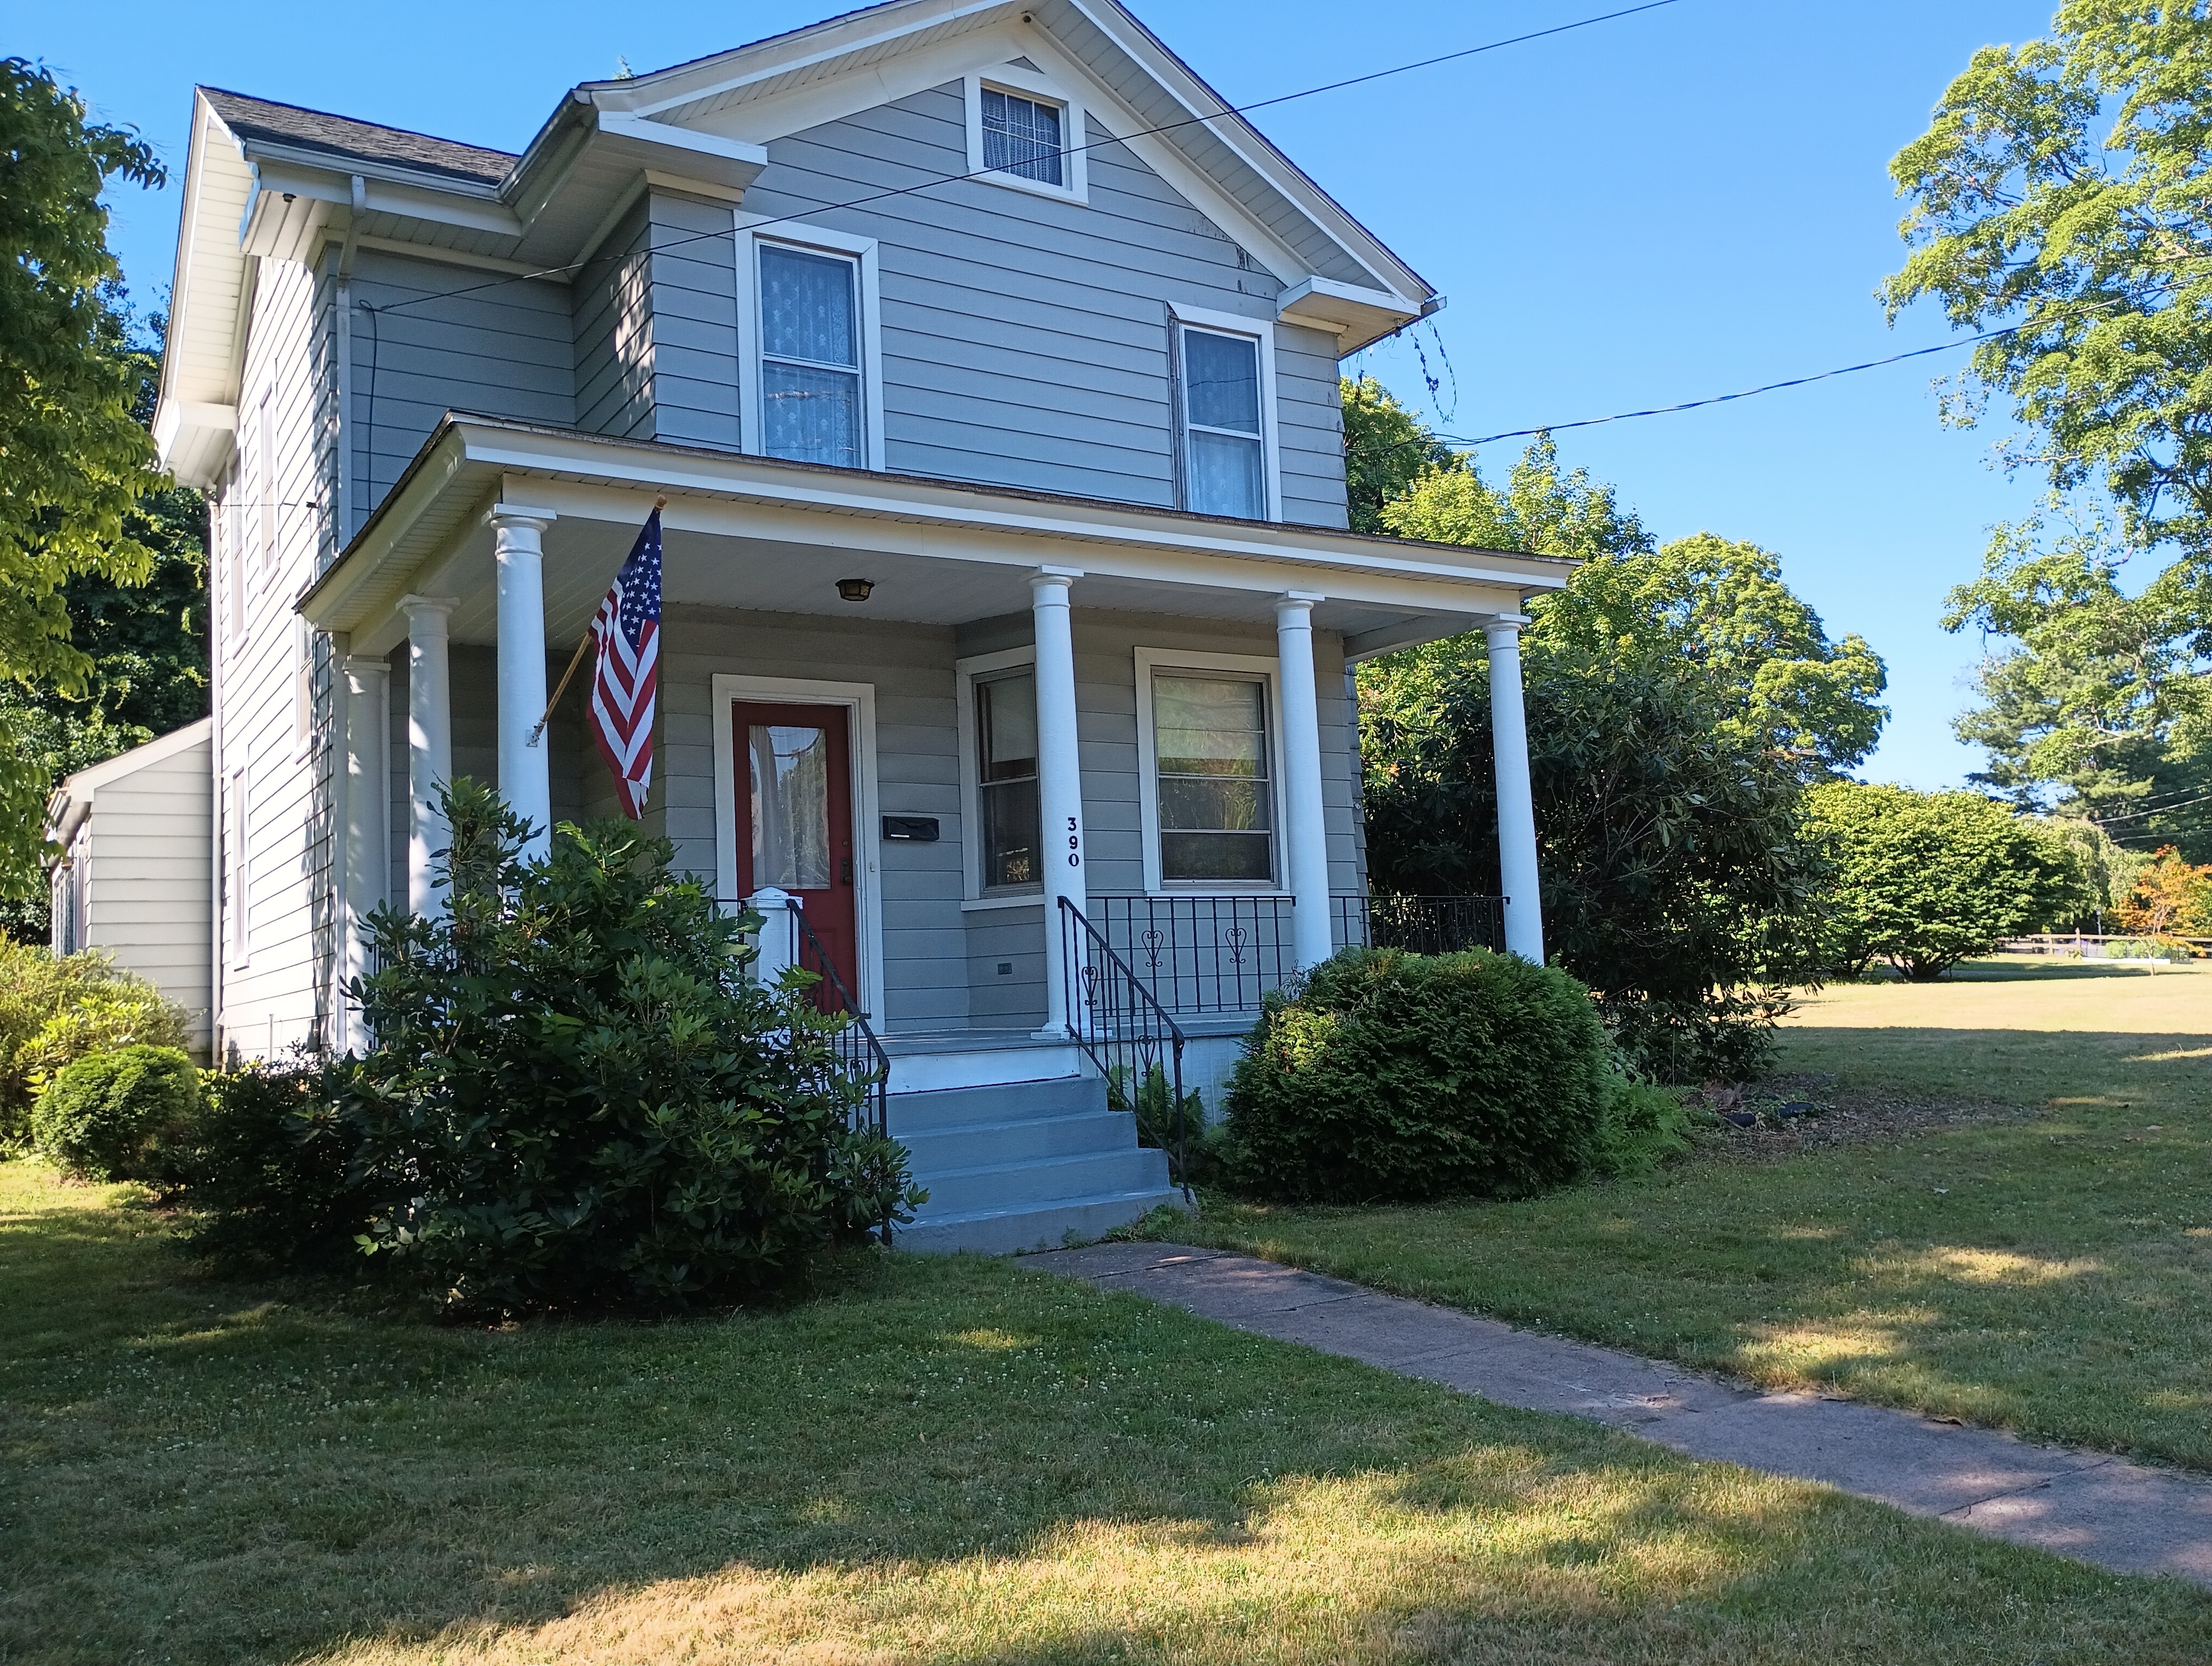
left=573, top=198, right=656, bottom=442
left=645, top=191, right=741, bottom=451
left=349, top=247, right=574, bottom=526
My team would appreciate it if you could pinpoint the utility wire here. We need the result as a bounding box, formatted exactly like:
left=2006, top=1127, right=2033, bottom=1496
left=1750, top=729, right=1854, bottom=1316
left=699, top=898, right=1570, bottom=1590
left=363, top=0, right=1685, bottom=321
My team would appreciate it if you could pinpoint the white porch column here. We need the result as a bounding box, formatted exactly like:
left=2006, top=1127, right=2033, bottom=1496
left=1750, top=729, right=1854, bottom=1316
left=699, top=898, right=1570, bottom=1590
left=1486, top=615, right=1546, bottom=963
left=340, top=655, right=390, bottom=1050
left=1275, top=593, right=1335, bottom=971
left=1031, top=567, right=1087, bottom=1037
left=401, top=595, right=456, bottom=918
left=490, top=503, right=557, bottom=860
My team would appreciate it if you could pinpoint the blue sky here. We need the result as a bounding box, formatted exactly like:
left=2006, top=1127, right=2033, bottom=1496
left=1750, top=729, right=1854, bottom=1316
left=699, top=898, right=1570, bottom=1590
left=23, top=0, right=2063, bottom=787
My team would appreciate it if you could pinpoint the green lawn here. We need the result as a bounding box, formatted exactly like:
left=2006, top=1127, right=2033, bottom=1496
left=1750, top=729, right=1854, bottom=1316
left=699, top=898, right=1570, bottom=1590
left=1157, top=959, right=2212, bottom=1468
left=7, top=1161, right=2212, bottom=1662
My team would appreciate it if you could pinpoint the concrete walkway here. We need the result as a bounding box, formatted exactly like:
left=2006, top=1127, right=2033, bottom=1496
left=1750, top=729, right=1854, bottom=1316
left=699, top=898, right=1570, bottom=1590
left=1028, top=1242, right=2212, bottom=1587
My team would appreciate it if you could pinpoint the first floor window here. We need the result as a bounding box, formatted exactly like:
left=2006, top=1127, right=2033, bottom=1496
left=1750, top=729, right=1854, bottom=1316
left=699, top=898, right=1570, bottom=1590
left=1153, top=671, right=1274, bottom=883
left=1180, top=326, right=1264, bottom=519
left=975, top=670, right=1041, bottom=891
left=226, top=768, right=249, bottom=960
left=981, top=86, right=1064, bottom=185
left=759, top=242, right=862, bottom=467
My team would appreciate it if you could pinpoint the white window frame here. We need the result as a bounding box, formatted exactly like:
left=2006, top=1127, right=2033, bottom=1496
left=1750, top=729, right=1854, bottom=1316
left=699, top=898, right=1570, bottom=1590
left=1134, top=647, right=1289, bottom=897
left=1169, top=303, right=1281, bottom=522
left=963, top=65, right=1089, bottom=204
left=226, top=766, right=250, bottom=967
left=734, top=217, right=886, bottom=471
left=255, top=384, right=276, bottom=576
left=955, top=645, right=1046, bottom=911
left=710, top=671, right=884, bottom=1020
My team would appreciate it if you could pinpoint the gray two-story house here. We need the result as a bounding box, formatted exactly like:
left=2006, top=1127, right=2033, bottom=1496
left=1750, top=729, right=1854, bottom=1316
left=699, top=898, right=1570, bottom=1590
left=144, top=0, right=1566, bottom=1249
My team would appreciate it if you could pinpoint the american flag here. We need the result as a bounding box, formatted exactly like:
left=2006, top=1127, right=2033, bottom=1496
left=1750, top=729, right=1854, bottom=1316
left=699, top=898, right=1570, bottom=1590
left=588, top=507, right=662, bottom=819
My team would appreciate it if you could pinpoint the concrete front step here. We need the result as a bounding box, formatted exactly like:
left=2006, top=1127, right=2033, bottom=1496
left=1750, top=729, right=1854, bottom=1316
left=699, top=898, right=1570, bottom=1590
left=913, top=1145, right=1173, bottom=1219
left=897, top=1109, right=1137, bottom=1172
left=897, top=1187, right=1187, bottom=1255
left=887, top=1074, right=1100, bottom=1136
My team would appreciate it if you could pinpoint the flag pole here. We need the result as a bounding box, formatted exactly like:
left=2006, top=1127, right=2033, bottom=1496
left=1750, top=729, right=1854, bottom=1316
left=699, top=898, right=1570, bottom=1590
left=526, top=496, right=664, bottom=748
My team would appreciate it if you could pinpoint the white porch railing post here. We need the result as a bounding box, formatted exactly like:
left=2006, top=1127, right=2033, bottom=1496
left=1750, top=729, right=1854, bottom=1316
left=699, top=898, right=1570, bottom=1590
left=1275, top=593, right=1335, bottom=971
left=400, top=594, right=456, bottom=919
left=340, top=654, right=390, bottom=1052
left=1485, top=615, right=1546, bottom=963
left=749, top=887, right=797, bottom=984
left=490, top=503, right=558, bottom=861
left=1031, top=567, right=1087, bottom=1037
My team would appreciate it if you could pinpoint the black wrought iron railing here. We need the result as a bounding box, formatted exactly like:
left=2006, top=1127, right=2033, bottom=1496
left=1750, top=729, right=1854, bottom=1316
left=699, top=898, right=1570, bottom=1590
left=1335, top=892, right=1508, bottom=957
left=1059, top=896, right=1193, bottom=1200
left=784, top=901, right=890, bottom=1142
left=1091, top=893, right=1296, bottom=1016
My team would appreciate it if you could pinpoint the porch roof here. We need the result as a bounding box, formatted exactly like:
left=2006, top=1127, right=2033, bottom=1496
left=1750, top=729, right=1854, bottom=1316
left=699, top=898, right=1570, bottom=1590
left=299, top=414, right=1573, bottom=660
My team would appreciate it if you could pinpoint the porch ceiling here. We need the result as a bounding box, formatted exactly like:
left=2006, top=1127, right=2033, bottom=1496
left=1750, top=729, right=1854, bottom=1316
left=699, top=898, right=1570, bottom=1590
left=304, top=414, right=1571, bottom=659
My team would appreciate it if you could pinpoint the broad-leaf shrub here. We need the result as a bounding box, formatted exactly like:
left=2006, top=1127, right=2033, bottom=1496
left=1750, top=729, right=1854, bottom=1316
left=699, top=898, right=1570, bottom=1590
left=1220, top=948, right=1615, bottom=1203
left=337, top=780, right=919, bottom=1312
left=31, top=1042, right=198, bottom=1181
left=174, top=1056, right=355, bottom=1265
left=1, top=942, right=188, bottom=1144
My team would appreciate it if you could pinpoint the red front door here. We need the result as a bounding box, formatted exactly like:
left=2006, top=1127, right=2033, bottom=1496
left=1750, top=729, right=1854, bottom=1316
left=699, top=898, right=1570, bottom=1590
left=732, top=702, right=860, bottom=1009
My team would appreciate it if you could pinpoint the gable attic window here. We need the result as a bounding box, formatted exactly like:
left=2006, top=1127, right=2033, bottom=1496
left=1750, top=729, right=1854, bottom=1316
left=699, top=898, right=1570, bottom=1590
left=963, top=69, right=1089, bottom=202
left=982, top=88, right=1062, bottom=185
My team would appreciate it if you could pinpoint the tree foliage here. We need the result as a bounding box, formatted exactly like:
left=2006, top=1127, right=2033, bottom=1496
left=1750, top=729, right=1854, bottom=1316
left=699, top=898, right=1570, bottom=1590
left=1889, top=7, right=2212, bottom=851
left=0, top=61, right=167, bottom=894
left=2113, top=843, right=2212, bottom=935
left=1340, top=375, right=1460, bottom=535
left=1806, top=781, right=2086, bottom=980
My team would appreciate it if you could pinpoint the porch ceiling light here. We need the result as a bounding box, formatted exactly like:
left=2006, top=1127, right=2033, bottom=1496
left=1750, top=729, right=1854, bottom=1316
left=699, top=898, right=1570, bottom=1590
left=837, top=577, right=876, bottom=602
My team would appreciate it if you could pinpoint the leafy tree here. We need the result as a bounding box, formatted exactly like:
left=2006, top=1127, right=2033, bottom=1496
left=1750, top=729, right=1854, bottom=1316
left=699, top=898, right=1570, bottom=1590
left=2114, top=844, right=2212, bottom=936
left=1807, top=781, right=2085, bottom=980
left=1941, top=500, right=2209, bottom=860
left=1340, top=375, right=1462, bottom=535
left=0, top=61, right=167, bottom=900
left=1378, top=440, right=1888, bottom=778
left=1888, top=7, right=2212, bottom=851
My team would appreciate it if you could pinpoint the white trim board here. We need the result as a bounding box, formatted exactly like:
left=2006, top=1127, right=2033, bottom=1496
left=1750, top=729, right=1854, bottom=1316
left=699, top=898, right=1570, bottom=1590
left=732, top=215, right=887, bottom=471
left=1133, top=645, right=1288, bottom=898
left=962, top=62, right=1090, bottom=206
left=710, top=671, right=885, bottom=1020
left=953, top=643, right=1041, bottom=906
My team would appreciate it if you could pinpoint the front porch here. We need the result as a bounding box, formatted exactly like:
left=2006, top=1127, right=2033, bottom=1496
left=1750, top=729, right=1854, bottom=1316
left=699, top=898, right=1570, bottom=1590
left=302, top=414, right=1564, bottom=1247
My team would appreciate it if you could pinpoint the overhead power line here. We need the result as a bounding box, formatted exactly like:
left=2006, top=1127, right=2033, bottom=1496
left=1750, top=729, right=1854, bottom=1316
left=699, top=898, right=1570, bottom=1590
left=366, top=0, right=1687, bottom=321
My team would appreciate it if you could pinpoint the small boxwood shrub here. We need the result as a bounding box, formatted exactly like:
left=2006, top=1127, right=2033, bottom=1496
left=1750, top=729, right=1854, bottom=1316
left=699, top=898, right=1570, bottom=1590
left=1220, top=947, right=1612, bottom=1203
left=1, top=943, right=190, bottom=1146
left=31, top=1044, right=201, bottom=1182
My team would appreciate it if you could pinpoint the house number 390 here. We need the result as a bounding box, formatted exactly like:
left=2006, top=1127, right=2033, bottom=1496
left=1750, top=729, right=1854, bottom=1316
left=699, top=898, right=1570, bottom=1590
left=1067, top=817, right=1081, bottom=867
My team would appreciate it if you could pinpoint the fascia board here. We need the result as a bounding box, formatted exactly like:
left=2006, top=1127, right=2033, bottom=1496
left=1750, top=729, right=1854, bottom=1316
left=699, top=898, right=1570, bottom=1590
left=243, top=152, right=523, bottom=238
left=57, top=717, right=215, bottom=801
left=1057, top=0, right=1433, bottom=309
left=301, top=417, right=1568, bottom=631
left=613, top=0, right=1017, bottom=120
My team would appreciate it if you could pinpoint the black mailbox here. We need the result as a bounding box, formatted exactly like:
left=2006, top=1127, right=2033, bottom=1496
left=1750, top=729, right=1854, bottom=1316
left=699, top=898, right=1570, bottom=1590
left=882, top=816, right=940, bottom=842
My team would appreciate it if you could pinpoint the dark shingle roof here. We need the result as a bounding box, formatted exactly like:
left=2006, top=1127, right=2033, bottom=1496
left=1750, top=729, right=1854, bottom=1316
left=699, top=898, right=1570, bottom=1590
left=201, top=88, right=516, bottom=187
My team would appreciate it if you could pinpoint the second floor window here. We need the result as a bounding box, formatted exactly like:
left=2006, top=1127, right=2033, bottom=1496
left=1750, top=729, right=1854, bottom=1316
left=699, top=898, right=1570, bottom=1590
left=975, top=670, right=1041, bottom=892
left=982, top=87, right=1064, bottom=185
left=760, top=242, right=862, bottom=468
left=1180, top=327, right=1264, bottom=519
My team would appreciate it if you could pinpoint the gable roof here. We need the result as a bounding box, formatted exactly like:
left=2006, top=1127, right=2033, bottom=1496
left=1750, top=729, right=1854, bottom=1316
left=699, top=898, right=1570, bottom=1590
left=156, top=0, right=1441, bottom=484
left=198, top=89, right=513, bottom=187
left=44, top=717, right=215, bottom=851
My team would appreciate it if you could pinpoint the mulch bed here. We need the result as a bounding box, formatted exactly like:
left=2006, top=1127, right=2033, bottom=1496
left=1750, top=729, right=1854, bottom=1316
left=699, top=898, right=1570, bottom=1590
left=1684, top=1072, right=2044, bottom=1164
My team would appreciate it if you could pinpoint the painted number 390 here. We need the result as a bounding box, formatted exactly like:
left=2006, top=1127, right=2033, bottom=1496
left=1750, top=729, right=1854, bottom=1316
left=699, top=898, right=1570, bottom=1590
left=1066, top=816, right=1081, bottom=867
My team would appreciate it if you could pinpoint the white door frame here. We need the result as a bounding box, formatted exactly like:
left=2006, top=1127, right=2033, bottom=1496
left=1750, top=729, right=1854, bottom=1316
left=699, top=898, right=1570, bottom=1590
left=712, top=672, right=884, bottom=1020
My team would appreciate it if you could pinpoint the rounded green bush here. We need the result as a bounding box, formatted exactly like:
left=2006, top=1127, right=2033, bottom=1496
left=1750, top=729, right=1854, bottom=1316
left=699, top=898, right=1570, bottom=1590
left=31, top=1044, right=202, bottom=1182
left=1221, top=948, right=1611, bottom=1203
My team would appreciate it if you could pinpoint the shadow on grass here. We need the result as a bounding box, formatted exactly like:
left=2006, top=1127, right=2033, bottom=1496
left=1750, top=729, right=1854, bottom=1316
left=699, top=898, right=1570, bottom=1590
left=6, top=1163, right=2211, bottom=1664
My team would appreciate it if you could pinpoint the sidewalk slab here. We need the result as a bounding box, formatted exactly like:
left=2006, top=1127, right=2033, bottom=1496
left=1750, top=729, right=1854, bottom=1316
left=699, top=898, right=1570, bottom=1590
left=1026, top=1242, right=2212, bottom=1587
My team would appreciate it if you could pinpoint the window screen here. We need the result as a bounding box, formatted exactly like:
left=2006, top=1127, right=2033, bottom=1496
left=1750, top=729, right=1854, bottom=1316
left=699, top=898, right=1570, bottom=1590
left=975, top=670, right=1041, bottom=890
left=759, top=244, right=862, bottom=467
left=981, top=87, right=1064, bottom=185
left=1180, top=328, right=1264, bottom=519
left=1153, top=672, right=1274, bottom=884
